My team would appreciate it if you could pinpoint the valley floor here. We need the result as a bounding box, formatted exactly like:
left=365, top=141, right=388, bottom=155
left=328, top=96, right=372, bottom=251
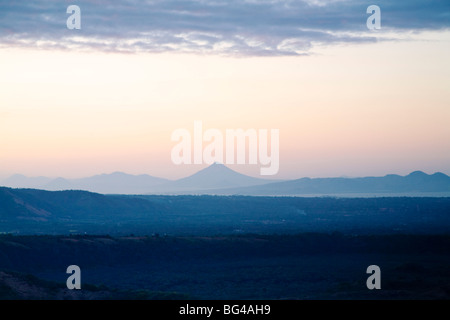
left=1, top=233, right=449, bottom=299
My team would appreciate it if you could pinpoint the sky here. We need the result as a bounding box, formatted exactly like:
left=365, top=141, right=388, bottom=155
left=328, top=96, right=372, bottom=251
left=0, top=0, right=449, bottom=180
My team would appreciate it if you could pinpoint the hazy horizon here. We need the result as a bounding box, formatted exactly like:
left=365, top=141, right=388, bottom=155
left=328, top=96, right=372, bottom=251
left=1, top=163, right=449, bottom=183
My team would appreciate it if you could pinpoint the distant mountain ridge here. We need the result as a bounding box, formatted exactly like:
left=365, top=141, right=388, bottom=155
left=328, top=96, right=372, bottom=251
left=2, top=174, right=52, bottom=189
left=1, top=172, right=169, bottom=195
left=1, top=165, right=449, bottom=196
left=206, top=170, right=450, bottom=196
left=145, top=162, right=278, bottom=194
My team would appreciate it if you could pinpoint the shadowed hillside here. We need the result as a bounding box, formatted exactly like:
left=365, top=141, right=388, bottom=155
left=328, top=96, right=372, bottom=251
left=0, top=270, right=189, bottom=300
left=1, top=187, right=450, bottom=235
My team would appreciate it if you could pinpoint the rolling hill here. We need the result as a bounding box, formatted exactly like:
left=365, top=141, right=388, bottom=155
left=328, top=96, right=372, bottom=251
left=1, top=172, right=169, bottom=195
left=1, top=187, right=450, bottom=235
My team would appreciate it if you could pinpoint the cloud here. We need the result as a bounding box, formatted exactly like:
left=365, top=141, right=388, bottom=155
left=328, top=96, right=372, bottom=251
left=0, top=0, right=449, bottom=56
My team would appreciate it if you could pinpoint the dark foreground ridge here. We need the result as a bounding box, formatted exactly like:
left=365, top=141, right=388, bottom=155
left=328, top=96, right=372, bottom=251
left=0, top=270, right=188, bottom=300
left=0, top=234, right=449, bottom=300
left=1, top=187, right=450, bottom=235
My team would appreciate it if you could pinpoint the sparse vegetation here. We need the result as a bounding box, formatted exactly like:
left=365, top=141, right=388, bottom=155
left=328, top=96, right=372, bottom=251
left=0, top=234, right=449, bottom=299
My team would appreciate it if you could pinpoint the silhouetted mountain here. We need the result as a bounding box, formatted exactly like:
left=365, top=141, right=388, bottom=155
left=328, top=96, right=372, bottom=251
left=206, top=171, right=450, bottom=195
left=1, top=174, right=52, bottom=189
left=0, top=172, right=169, bottom=195
left=147, top=163, right=278, bottom=194
left=1, top=168, right=449, bottom=195
left=71, top=172, right=169, bottom=194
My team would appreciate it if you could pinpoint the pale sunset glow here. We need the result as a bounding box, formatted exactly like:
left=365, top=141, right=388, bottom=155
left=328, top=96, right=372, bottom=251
left=1, top=1, right=449, bottom=180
